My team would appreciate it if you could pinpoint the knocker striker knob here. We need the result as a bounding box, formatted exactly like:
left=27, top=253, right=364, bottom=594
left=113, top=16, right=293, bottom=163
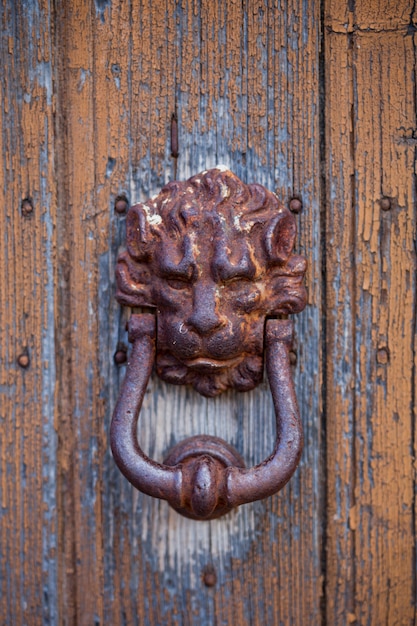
left=111, top=167, right=307, bottom=520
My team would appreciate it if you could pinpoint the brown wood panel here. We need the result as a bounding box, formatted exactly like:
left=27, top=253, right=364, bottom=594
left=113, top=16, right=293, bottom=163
left=53, top=1, right=137, bottom=623
left=0, top=1, right=58, bottom=624
left=324, top=8, right=417, bottom=625
left=323, top=30, right=356, bottom=622
left=352, top=30, right=416, bottom=625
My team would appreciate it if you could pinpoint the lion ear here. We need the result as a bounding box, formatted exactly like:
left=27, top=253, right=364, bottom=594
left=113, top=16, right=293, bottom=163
left=263, top=212, right=296, bottom=265
left=126, top=203, right=156, bottom=261
left=115, top=251, right=154, bottom=308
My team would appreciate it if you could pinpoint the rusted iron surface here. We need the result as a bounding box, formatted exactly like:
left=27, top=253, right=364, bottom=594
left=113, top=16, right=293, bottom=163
left=111, top=168, right=307, bottom=519
left=116, top=168, right=307, bottom=396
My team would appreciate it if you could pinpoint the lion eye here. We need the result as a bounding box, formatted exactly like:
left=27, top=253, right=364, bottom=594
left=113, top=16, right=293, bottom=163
left=226, top=281, right=261, bottom=311
left=166, top=278, right=190, bottom=290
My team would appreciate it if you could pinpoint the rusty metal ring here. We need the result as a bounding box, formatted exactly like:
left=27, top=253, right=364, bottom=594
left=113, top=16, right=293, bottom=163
left=110, top=313, right=302, bottom=521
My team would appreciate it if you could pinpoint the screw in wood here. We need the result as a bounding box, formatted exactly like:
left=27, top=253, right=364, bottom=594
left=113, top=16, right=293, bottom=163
left=289, top=197, right=303, bottom=213
left=17, top=353, right=30, bottom=368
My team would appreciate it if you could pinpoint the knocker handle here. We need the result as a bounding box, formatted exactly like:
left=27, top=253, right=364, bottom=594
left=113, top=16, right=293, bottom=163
left=110, top=314, right=182, bottom=508
left=110, top=313, right=302, bottom=520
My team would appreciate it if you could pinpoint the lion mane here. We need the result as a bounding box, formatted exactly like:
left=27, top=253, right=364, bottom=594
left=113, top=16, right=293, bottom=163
left=115, top=168, right=307, bottom=396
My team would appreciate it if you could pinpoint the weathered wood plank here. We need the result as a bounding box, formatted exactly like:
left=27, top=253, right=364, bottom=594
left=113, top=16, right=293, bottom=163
left=324, top=8, right=417, bottom=624
left=352, top=30, right=416, bottom=625
left=53, top=0, right=165, bottom=622
left=100, top=1, right=322, bottom=625
left=323, top=30, right=356, bottom=622
left=54, top=2, right=105, bottom=623
left=0, top=1, right=57, bottom=624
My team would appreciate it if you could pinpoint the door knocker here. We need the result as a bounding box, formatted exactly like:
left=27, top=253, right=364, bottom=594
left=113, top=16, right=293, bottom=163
left=111, top=167, right=307, bottom=520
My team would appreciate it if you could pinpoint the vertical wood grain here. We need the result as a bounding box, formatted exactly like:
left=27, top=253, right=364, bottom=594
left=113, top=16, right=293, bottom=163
left=324, top=3, right=417, bottom=624
left=323, top=29, right=356, bottom=621
left=0, top=2, right=58, bottom=624
left=53, top=1, right=126, bottom=622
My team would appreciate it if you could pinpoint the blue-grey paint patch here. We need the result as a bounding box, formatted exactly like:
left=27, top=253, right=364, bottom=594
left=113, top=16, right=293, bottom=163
left=94, top=0, right=111, bottom=22
left=39, top=70, right=58, bottom=626
left=111, top=64, right=121, bottom=90
left=78, top=68, right=91, bottom=92
left=106, top=157, right=116, bottom=179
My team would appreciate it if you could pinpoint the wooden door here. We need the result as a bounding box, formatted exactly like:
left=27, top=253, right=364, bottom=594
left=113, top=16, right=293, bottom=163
left=1, top=1, right=416, bottom=624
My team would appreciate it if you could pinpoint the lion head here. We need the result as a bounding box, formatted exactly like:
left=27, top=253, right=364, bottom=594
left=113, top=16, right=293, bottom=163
left=116, top=168, right=307, bottom=397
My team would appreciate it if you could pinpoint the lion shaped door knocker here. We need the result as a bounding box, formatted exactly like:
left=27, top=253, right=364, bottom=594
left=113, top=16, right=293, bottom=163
left=111, top=167, right=307, bottom=520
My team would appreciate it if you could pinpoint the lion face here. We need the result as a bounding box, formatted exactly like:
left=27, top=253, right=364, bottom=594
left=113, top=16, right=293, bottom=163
left=116, top=168, right=307, bottom=397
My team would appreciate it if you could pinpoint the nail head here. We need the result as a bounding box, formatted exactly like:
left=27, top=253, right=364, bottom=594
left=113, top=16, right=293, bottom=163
left=115, top=198, right=128, bottom=214
left=289, top=198, right=302, bottom=213
left=380, top=197, right=391, bottom=211
left=17, top=353, right=30, bottom=368
left=21, top=199, right=34, bottom=216
left=114, top=349, right=127, bottom=365
left=377, top=347, right=389, bottom=364
left=202, top=565, right=217, bottom=587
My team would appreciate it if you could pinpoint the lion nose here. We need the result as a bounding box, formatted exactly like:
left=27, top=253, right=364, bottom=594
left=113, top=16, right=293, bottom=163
left=188, top=309, right=225, bottom=335
left=187, top=285, right=226, bottom=335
